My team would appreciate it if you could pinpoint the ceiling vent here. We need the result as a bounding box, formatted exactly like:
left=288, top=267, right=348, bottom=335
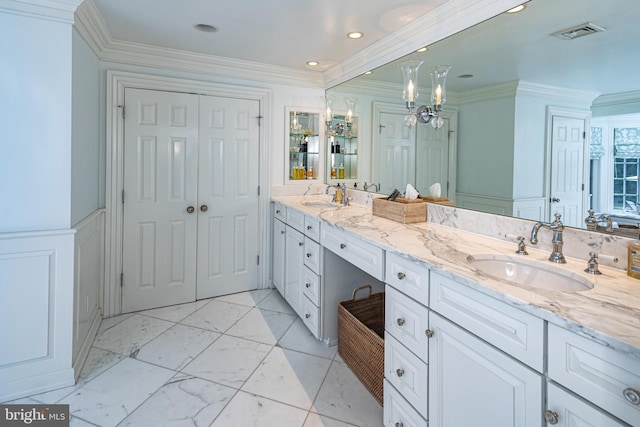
left=552, top=22, right=606, bottom=40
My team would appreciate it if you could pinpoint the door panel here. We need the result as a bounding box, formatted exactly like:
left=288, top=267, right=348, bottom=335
left=550, top=116, right=585, bottom=227
left=416, top=118, right=449, bottom=197
left=196, top=95, right=260, bottom=299
left=122, top=88, right=199, bottom=312
left=377, top=112, right=416, bottom=194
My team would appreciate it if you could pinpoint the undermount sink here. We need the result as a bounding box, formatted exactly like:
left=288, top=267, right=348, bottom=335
left=466, top=254, right=594, bottom=292
left=302, top=201, right=340, bottom=208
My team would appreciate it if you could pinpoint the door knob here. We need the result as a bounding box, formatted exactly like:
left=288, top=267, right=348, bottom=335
left=543, top=410, right=559, bottom=425
left=186, top=206, right=195, bottom=214
left=200, top=204, right=208, bottom=212
left=551, top=197, right=560, bottom=203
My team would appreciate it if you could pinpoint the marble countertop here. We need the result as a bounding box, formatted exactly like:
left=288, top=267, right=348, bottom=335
left=273, top=195, right=640, bottom=359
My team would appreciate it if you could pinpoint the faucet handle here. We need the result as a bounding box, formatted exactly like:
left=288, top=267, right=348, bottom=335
left=584, top=252, right=602, bottom=275
left=515, top=236, right=528, bottom=255
left=554, top=212, right=563, bottom=222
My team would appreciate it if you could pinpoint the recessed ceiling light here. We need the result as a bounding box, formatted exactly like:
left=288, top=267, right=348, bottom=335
left=458, top=74, right=474, bottom=79
left=193, top=23, right=218, bottom=33
left=506, top=4, right=526, bottom=13
left=364, top=71, right=373, bottom=75
left=306, top=61, right=319, bottom=66
left=416, top=47, right=428, bottom=53
left=347, top=32, right=364, bottom=39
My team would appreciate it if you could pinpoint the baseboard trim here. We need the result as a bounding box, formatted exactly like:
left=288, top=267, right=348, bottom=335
left=72, top=307, right=102, bottom=382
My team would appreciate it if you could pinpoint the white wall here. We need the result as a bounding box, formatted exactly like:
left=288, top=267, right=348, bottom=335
left=71, top=28, right=101, bottom=226
left=512, top=95, right=547, bottom=199
left=0, top=12, right=73, bottom=232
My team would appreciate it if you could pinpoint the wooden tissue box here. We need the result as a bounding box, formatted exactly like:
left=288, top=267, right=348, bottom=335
left=372, top=197, right=427, bottom=223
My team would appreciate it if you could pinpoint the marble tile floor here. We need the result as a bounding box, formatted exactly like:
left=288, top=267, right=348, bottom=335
left=10, top=289, right=383, bottom=427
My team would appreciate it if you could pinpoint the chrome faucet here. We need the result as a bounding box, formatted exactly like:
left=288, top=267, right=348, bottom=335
left=338, top=183, right=350, bottom=206
left=530, top=213, right=566, bottom=263
left=363, top=182, right=380, bottom=193
left=598, top=214, right=614, bottom=232
left=327, top=183, right=349, bottom=206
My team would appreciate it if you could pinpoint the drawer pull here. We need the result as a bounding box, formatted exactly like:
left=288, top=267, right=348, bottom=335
left=280, top=230, right=285, bottom=235
left=307, top=253, right=312, bottom=258
left=307, top=225, right=312, bottom=230
left=305, top=283, right=311, bottom=288
left=623, top=387, right=640, bottom=405
left=276, top=209, right=281, bottom=214
left=395, top=423, right=404, bottom=427
left=305, top=313, right=311, bottom=319
left=396, top=318, right=405, bottom=326
left=397, top=272, right=406, bottom=280
left=425, top=329, right=434, bottom=338
left=299, top=242, right=304, bottom=246
left=396, top=368, right=404, bottom=377
left=543, top=410, right=559, bottom=425
left=340, top=243, right=347, bottom=249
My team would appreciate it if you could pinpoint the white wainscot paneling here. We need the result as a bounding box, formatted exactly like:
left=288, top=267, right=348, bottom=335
left=0, top=229, right=76, bottom=402
left=455, top=192, right=513, bottom=216
left=72, top=210, right=105, bottom=381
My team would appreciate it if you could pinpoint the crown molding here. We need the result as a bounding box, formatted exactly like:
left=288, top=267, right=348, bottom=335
left=516, top=80, right=600, bottom=105
left=322, top=0, right=525, bottom=88
left=458, top=81, right=520, bottom=104
left=73, top=0, right=323, bottom=88
left=593, top=90, right=640, bottom=109
left=0, top=0, right=83, bottom=23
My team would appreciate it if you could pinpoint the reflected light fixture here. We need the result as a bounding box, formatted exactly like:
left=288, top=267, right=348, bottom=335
left=324, top=95, right=357, bottom=135
left=347, top=32, right=364, bottom=39
left=399, top=60, right=451, bottom=129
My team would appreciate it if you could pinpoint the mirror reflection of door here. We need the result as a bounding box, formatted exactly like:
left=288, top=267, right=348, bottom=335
left=549, top=115, right=587, bottom=227
left=416, top=118, right=450, bottom=197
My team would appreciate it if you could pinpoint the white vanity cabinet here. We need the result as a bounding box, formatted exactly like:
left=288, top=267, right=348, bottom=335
left=546, top=382, right=628, bottom=427
left=547, top=324, right=640, bottom=426
left=272, top=216, right=286, bottom=295
left=284, top=225, right=305, bottom=316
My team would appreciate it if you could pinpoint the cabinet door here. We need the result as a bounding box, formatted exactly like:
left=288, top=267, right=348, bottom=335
left=284, top=226, right=304, bottom=317
left=428, top=312, right=543, bottom=427
left=272, top=218, right=286, bottom=295
left=546, top=382, right=627, bottom=427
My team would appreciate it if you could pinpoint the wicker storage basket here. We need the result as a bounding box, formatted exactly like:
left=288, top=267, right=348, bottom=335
left=338, top=285, right=385, bottom=405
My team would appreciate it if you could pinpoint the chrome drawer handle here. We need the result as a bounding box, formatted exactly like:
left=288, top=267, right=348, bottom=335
left=396, top=368, right=404, bottom=377
left=307, top=225, right=312, bottom=230
left=299, top=242, right=304, bottom=246
left=276, top=209, right=281, bottom=214
left=543, top=410, right=559, bottom=425
left=425, top=329, right=434, bottom=338
left=305, top=283, right=311, bottom=288
left=396, top=318, right=405, bottom=326
left=305, top=313, right=311, bottom=319
left=397, top=272, right=406, bottom=280
left=623, top=387, right=640, bottom=405
left=340, top=243, right=346, bottom=249
left=307, top=253, right=312, bottom=258
left=395, top=423, right=404, bottom=427
left=280, top=230, right=285, bottom=235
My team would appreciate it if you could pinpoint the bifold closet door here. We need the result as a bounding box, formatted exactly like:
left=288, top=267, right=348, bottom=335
left=196, top=95, right=260, bottom=299
left=122, top=88, right=199, bottom=312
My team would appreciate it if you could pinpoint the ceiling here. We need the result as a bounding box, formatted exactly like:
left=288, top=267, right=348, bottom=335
left=352, top=0, right=640, bottom=96
left=92, top=0, right=450, bottom=72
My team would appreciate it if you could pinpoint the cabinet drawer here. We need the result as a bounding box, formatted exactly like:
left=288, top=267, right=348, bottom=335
left=385, top=252, right=429, bottom=304
left=385, top=334, right=428, bottom=417
left=286, top=207, right=305, bottom=232
left=303, top=237, right=321, bottom=275
left=547, top=382, right=627, bottom=427
left=302, top=266, right=320, bottom=306
left=385, top=285, right=429, bottom=363
left=548, top=324, right=640, bottom=426
left=273, top=201, right=287, bottom=222
left=384, top=380, right=427, bottom=427
left=430, top=271, right=544, bottom=372
left=301, top=296, right=320, bottom=339
left=321, top=225, right=385, bottom=280
left=304, top=215, right=321, bottom=241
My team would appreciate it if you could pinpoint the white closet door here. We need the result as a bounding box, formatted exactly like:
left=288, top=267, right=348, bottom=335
left=416, top=118, right=450, bottom=197
left=122, top=88, right=199, bottom=312
left=550, top=116, right=586, bottom=227
left=377, top=112, right=416, bottom=194
left=196, top=95, right=260, bottom=299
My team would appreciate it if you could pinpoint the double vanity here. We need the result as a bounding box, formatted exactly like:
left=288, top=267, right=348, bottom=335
left=271, top=193, right=640, bottom=427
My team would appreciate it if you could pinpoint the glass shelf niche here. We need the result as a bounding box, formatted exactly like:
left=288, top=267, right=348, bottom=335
left=288, top=110, right=320, bottom=181
left=327, top=114, right=358, bottom=182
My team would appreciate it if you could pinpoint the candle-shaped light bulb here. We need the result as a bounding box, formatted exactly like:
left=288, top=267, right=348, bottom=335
left=408, top=81, right=415, bottom=102
left=347, top=109, right=353, bottom=123
left=435, top=85, right=442, bottom=105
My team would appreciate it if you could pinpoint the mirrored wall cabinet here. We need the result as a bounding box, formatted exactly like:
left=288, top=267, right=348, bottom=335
left=326, top=114, right=359, bottom=184
left=286, top=108, right=324, bottom=182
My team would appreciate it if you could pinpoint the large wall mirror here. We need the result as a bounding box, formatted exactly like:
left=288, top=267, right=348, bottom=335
left=326, top=0, right=640, bottom=235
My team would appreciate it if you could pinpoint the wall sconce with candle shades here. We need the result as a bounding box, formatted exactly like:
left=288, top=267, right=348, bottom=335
left=399, top=60, right=451, bottom=129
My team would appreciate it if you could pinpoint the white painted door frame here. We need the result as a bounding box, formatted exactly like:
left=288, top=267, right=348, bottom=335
left=371, top=101, right=458, bottom=198
left=104, top=70, right=271, bottom=318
